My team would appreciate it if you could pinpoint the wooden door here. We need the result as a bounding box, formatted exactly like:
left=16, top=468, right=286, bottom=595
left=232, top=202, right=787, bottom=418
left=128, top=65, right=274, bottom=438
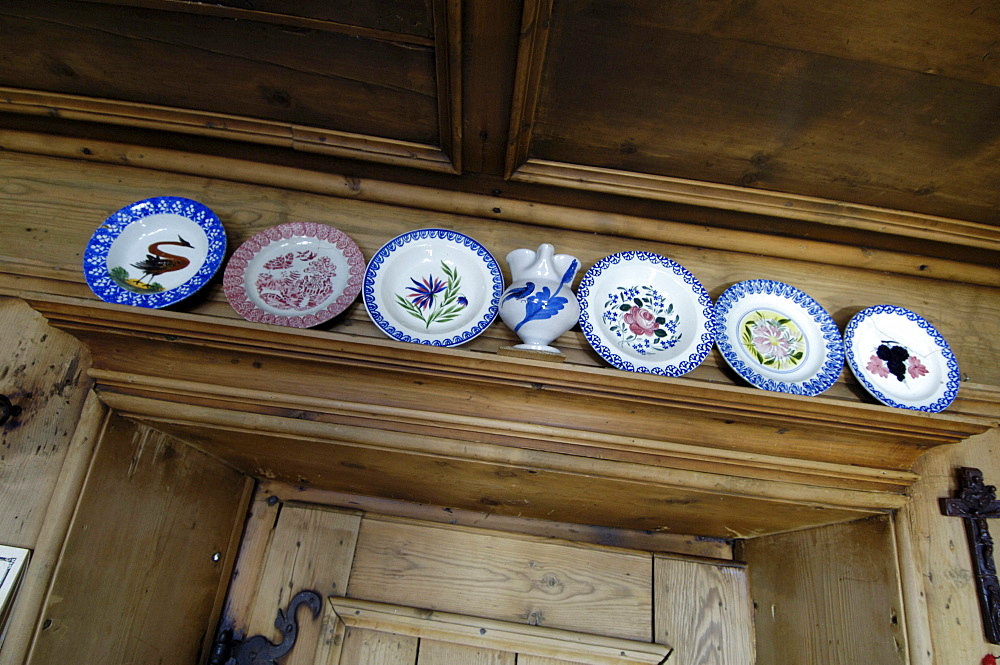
left=220, top=485, right=755, bottom=665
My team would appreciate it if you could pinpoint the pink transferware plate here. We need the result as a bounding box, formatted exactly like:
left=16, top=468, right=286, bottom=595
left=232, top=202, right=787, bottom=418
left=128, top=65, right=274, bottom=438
left=223, top=222, right=364, bottom=328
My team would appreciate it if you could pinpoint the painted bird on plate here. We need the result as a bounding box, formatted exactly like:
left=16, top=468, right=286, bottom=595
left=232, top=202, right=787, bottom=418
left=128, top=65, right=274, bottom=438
left=131, top=235, right=194, bottom=283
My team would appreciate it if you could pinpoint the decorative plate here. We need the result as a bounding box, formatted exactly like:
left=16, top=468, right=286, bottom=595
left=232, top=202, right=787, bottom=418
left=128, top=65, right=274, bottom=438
left=223, top=222, right=365, bottom=328
left=714, top=280, right=844, bottom=396
left=363, top=228, right=504, bottom=346
left=83, top=196, right=227, bottom=308
left=577, top=251, right=715, bottom=376
left=844, top=305, right=960, bottom=412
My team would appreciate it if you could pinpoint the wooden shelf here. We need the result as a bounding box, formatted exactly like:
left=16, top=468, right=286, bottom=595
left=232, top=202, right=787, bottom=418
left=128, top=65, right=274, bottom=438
left=29, top=295, right=996, bottom=539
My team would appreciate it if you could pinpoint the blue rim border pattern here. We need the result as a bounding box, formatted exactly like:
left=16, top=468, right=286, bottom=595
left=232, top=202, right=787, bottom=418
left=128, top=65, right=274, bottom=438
left=83, top=196, right=227, bottom=309
left=714, top=279, right=844, bottom=396
left=844, top=305, right=960, bottom=412
left=363, top=228, right=504, bottom=347
left=577, top=251, right=716, bottom=377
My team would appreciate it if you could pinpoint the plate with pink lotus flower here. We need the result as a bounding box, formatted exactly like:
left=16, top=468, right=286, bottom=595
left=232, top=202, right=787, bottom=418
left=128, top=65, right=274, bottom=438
left=844, top=305, right=960, bottom=412
left=577, top=251, right=715, bottom=376
left=223, top=222, right=365, bottom=328
left=714, top=280, right=844, bottom=396
left=363, top=228, right=504, bottom=346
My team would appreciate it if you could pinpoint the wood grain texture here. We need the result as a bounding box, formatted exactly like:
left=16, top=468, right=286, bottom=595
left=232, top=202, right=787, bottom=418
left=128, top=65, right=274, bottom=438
left=895, top=427, right=1000, bottom=663
left=338, top=627, right=419, bottom=665
left=653, top=556, right=754, bottom=665
left=347, top=516, right=653, bottom=641
left=0, top=297, right=92, bottom=549
left=527, top=0, right=1000, bottom=225
left=0, top=1, right=439, bottom=142
left=26, top=415, right=251, bottom=665
left=740, top=515, right=907, bottom=665
left=418, top=641, right=515, bottom=665
left=327, top=597, right=671, bottom=664
left=0, top=390, right=106, bottom=665
left=244, top=503, right=361, bottom=665
left=264, top=483, right=734, bottom=560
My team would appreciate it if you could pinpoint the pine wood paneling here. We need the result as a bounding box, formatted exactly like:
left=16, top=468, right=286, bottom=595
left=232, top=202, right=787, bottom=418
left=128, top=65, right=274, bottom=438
left=27, top=416, right=251, bottom=665
left=418, top=641, right=515, bottom=665
left=325, top=596, right=672, bottom=664
left=740, top=515, right=907, bottom=665
left=0, top=298, right=91, bottom=549
left=654, top=556, right=754, bottom=665
left=522, top=0, right=1000, bottom=225
left=0, top=1, right=439, bottom=142
left=347, top=516, right=653, bottom=641
left=242, top=504, right=361, bottom=665
left=338, top=627, right=419, bottom=665
left=895, top=428, right=1000, bottom=663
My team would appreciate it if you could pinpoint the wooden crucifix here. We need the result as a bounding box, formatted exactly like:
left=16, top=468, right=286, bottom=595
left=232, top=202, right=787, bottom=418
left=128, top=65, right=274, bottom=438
left=941, top=467, right=1000, bottom=644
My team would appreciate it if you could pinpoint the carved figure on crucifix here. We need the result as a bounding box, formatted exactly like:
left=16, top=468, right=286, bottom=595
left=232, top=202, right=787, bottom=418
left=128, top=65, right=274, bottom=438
left=942, top=467, right=1000, bottom=644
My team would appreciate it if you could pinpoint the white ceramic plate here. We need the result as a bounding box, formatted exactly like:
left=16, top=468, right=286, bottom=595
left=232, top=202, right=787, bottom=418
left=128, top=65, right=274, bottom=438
left=223, top=222, right=365, bottom=328
left=363, top=228, right=504, bottom=346
left=577, top=251, right=715, bottom=376
left=83, top=196, right=226, bottom=308
left=714, top=280, right=844, bottom=395
left=844, top=305, right=960, bottom=412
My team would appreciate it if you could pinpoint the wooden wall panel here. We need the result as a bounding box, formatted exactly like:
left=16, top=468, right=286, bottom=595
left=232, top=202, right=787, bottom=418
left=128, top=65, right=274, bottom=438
left=739, top=515, right=907, bottom=665
left=0, top=1, right=439, bottom=143
left=0, top=298, right=91, bottom=549
left=417, top=641, right=515, bottom=665
left=347, top=516, right=653, bottom=641
left=0, top=298, right=100, bottom=665
left=135, top=0, right=438, bottom=38
left=236, top=503, right=361, bottom=665
left=895, top=427, right=1000, bottom=663
left=27, top=415, right=252, bottom=665
left=525, top=0, right=1000, bottom=224
left=654, top=556, right=754, bottom=665
left=339, top=627, right=419, bottom=665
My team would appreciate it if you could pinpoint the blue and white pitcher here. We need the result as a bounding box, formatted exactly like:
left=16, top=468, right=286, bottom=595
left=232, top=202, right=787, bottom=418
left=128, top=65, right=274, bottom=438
left=498, top=243, right=580, bottom=355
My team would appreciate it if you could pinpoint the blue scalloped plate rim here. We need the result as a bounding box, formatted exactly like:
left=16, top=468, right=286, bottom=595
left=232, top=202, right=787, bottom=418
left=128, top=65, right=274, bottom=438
left=577, top=251, right=715, bottom=377
left=714, top=279, right=844, bottom=396
left=83, top=196, right=227, bottom=309
left=363, top=228, right=503, bottom=347
left=844, top=305, right=960, bottom=412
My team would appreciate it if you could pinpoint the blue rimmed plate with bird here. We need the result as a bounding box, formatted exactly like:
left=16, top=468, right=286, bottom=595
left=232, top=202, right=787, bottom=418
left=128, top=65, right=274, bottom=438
left=83, top=196, right=227, bottom=308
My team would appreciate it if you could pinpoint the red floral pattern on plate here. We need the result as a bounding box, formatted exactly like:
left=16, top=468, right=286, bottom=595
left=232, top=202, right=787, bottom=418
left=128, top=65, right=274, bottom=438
left=223, top=222, right=364, bottom=328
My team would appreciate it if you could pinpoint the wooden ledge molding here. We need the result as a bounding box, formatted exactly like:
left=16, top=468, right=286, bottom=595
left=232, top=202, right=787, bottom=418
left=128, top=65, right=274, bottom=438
left=27, top=296, right=997, bottom=538
left=320, top=597, right=672, bottom=665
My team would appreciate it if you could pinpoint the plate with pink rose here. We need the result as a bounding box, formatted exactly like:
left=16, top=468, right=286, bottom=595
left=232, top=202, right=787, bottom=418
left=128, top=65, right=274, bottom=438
left=577, top=251, right=715, bottom=376
left=844, top=305, right=959, bottom=412
left=714, top=280, right=844, bottom=396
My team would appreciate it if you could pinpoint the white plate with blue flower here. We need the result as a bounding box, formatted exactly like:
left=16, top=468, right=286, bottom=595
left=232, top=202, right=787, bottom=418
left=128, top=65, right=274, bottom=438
left=844, top=305, right=960, bottom=412
left=364, top=228, right=504, bottom=346
left=577, top=251, right=715, bottom=376
left=83, top=196, right=227, bottom=308
left=714, top=280, right=843, bottom=396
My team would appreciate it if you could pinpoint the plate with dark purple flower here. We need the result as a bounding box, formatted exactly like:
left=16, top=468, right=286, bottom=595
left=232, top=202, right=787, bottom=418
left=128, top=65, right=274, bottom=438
left=714, top=280, right=843, bottom=396
left=363, top=228, right=504, bottom=346
left=844, top=305, right=960, bottom=412
left=577, top=251, right=715, bottom=376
